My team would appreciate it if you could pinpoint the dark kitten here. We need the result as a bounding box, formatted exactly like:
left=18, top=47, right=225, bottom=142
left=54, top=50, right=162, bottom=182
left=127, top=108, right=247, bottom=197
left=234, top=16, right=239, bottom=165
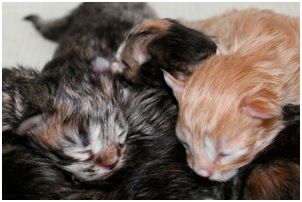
left=4, top=2, right=155, bottom=183
left=2, top=63, right=229, bottom=199
left=25, top=3, right=156, bottom=62
left=111, top=18, right=217, bottom=87
left=3, top=56, right=133, bottom=182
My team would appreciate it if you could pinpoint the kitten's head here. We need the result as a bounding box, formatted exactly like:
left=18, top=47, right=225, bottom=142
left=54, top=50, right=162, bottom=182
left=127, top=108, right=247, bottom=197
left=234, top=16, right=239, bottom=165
left=111, top=18, right=217, bottom=86
left=14, top=60, right=130, bottom=182
left=163, top=54, right=284, bottom=181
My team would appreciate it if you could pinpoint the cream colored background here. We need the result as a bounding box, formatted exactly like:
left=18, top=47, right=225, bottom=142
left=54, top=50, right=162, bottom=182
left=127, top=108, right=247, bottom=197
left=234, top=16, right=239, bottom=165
left=2, top=2, right=300, bottom=69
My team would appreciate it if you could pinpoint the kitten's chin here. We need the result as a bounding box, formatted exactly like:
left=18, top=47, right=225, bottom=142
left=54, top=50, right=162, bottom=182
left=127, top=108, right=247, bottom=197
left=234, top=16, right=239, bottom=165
left=209, top=169, right=238, bottom=182
left=189, top=162, right=238, bottom=182
left=76, top=168, right=117, bottom=182
left=65, top=159, right=125, bottom=182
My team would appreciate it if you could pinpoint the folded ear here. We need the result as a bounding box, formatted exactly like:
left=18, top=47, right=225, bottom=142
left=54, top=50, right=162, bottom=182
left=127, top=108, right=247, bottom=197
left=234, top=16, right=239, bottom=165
left=242, top=102, right=276, bottom=119
left=163, top=70, right=185, bottom=98
left=241, top=89, right=280, bottom=119
left=148, top=20, right=216, bottom=70
left=15, top=114, right=44, bottom=136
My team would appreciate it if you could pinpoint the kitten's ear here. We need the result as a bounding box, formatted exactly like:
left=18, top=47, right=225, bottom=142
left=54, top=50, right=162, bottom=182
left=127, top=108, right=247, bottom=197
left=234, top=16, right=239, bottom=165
left=148, top=20, right=216, bottom=67
left=241, top=90, right=280, bottom=119
left=15, top=114, right=44, bottom=136
left=163, top=70, right=185, bottom=97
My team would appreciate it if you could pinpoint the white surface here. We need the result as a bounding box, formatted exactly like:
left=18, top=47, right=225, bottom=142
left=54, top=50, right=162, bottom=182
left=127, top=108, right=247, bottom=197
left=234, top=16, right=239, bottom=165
left=2, top=2, right=300, bottom=69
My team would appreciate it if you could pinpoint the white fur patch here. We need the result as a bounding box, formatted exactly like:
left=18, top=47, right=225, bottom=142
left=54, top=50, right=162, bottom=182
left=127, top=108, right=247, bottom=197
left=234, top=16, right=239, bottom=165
left=115, top=42, right=125, bottom=61
left=63, top=162, right=112, bottom=181
left=134, top=44, right=147, bottom=65
left=219, top=148, right=248, bottom=164
left=111, top=62, right=125, bottom=73
left=91, top=57, right=110, bottom=72
left=204, top=137, right=216, bottom=162
left=88, top=122, right=103, bottom=153
left=209, top=169, right=237, bottom=182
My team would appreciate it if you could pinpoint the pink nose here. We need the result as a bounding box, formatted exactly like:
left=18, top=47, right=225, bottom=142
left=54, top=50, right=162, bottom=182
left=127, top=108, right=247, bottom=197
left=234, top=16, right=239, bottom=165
left=102, top=159, right=118, bottom=170
left=95, top=145, right=120, bottom=170
left=197, top=169, right=213, bottom=178
left=96, top=156, right=118, bottom=170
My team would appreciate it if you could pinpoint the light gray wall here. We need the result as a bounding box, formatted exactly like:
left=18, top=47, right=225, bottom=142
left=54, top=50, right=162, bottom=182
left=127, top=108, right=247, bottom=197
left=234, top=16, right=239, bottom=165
left=3, top=2, right=299, bottom=68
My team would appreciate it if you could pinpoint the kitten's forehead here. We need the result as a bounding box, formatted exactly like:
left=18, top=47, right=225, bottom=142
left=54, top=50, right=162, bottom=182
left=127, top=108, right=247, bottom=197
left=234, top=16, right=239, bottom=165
left=54, top=101, right=127, bottom=135
left=36, top=71, right=129, bottom=148
left=179, top=103, right=254, bottom=149
left=130, top=19, right=170, bottom=35
left=52, top=72, right=125, bottom=119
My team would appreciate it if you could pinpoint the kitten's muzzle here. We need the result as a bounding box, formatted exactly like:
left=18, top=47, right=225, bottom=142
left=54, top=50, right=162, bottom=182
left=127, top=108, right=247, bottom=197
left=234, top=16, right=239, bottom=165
left=96, top=145, right=120, bottom=170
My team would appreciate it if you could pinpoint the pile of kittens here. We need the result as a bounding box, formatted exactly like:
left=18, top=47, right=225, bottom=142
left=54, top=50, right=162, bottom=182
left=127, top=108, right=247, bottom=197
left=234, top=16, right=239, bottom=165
left=2, top=3, right=299, bottom=199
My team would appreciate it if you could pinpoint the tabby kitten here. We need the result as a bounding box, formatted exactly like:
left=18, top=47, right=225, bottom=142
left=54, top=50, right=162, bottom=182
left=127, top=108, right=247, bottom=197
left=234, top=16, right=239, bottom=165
left=25, top=3, right=156, bottom=62
left=3, top=63, right=229, bottom=199
left=3, top=57, right=130, bottom=182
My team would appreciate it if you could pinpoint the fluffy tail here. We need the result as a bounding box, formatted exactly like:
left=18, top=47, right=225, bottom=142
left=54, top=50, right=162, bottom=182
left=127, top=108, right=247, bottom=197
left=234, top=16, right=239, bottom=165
left=24, top=14, right=71, bottom=42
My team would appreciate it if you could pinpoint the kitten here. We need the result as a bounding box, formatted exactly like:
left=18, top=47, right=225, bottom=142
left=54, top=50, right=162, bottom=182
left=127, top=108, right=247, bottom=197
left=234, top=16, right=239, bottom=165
left=111, top=18, right=217, bottom=87
left=3, top=64, right=229, bottom=200
left=3, top=57, right=131, bottom=182
left=163, top=9, right=299, bottom=181
left=4, top=3, right=157, bottom=182
left=25, top=3, right=156, bottom=63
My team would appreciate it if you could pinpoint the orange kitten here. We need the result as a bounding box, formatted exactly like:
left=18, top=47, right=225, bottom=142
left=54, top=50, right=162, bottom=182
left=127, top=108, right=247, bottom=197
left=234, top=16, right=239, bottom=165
left=164, top=9, right=299, bottom=181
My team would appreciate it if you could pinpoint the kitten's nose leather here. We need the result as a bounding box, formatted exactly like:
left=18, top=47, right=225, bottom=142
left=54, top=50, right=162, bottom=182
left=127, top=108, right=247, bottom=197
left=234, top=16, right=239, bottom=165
left=102, top=159, right=118, bottom=170
left=96, top=145, right=120, bottom=170
left=197, top=169, right=213, bottom=178
left=96, top=155, right=119, bottom=170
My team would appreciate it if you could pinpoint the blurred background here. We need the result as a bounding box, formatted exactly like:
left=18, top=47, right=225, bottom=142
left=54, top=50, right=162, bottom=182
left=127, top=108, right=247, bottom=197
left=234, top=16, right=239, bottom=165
left=2, top=2, right=300, bottom=69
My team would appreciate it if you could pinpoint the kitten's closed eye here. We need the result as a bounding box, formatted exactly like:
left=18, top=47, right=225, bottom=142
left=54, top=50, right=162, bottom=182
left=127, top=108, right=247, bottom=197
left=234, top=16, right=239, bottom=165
left=217, top=152, right=229, bottom=160
left=136, top=30, right=153, bottom=37
left=118, top=131, right=127, bottom=138
left=79, top=130, right=89, bottom=147
left=118, top=143, right=125, bottom=149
